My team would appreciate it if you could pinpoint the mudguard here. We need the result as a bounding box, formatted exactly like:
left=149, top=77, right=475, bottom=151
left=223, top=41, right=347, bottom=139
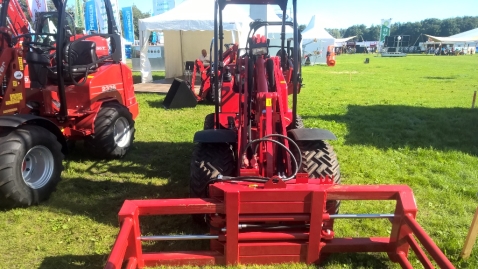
left=288, top=128, right=337, bottom=141
left=193, top=129, right=237, bottom=143
left=0, top=114, right=68, bottom=154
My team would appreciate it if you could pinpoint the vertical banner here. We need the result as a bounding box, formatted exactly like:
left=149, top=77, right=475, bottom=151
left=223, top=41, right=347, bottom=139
left=27, top=0, right=48, bottom=22
left=74, top=0, right=85, bottom=29
left=94, top=0, right=107, bottom=33
left=380, top=19, right=392, bottom=42
left=111, top=0, right=121, bottom=33
left=84, top=0, right=98, bottom=33
left=122, top=7, right=134, bottom=43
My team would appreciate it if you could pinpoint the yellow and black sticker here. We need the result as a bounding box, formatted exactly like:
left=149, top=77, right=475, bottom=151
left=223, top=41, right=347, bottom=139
left=13, top=81, right=17, bottom=87
left=5, top=93, right=23, bottom=105
left=87, top=75, right=94, bottom=79
left=3, top=108, right=18, bottom=114
left=18, top=57, right=23, bottom=71
left=266, top=98, right=272, bottom=107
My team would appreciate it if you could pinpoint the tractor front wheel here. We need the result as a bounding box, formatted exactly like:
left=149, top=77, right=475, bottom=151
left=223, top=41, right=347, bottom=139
left=190, top=143, right=235, bottom=223
left=295, top=140, right=341, bottom=216
left=85, top=103, right=135, bottom=159
left=0, top=125, right=64, bottom=206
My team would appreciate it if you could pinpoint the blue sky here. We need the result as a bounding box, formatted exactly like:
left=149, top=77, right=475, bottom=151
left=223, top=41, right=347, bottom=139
left=118, top=0, right=477, bottom=29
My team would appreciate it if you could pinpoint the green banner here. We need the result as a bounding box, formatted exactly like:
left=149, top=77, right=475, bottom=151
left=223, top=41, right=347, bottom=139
left=75, top=0, right=85, bottom=29
left=380, top=19, right=391, bottom=42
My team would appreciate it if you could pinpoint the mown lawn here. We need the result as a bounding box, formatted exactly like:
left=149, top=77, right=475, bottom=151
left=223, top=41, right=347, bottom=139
left=1, top=54, right=478, bottom=268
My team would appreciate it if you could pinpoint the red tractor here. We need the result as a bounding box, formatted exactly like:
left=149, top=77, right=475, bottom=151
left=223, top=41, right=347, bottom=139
left=190, top=42, right=239, bottom=102
left=105, top=0, right=454, bottom=268
left=0, top=0, right=138, bottom=206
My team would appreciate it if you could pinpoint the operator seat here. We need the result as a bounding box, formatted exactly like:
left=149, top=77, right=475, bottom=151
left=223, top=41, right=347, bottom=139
left=48, top=40, right=99, bottom=84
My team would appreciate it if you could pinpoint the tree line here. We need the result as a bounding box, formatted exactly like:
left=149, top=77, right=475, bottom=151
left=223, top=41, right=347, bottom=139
left=323, top=16, right=478, bottom=45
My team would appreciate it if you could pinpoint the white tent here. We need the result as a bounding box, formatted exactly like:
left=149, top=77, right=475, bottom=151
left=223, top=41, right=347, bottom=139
left=301, top=15, right=335, bottom=65
left=138, top=0, right=251, bottom=82
left=425, top=28, right=478, bottom=43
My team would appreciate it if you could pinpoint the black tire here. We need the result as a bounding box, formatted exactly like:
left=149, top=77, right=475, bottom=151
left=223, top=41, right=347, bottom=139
left=0, top=125, right=64, bottom=206
left=190, top=143, right=235, bottom=223
left=203, top=113, right=215, bottom=130
left=85, top=102, right=135, bottom=159
left=295, top=140, right=341, bottom=215
left=287, top=114, right=304, bottom=130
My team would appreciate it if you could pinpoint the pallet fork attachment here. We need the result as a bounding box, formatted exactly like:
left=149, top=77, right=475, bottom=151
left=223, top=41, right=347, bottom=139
left=104, top=180, right=455, bottom=269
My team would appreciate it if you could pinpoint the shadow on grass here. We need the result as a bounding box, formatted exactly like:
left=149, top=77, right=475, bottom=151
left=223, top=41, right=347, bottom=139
left=316, top=105, right=478, bottom=156
left=321, top=252, right=391, bottom=268
left=38, top=254, right=105, bottom=269
left=47, top=141, right=195, bottom=226
left=423, top=76, right=457, bottom=80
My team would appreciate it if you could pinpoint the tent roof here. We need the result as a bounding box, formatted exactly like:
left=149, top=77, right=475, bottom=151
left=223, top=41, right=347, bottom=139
left=301, top=15, right=334, bottom=40
left=139, top=0, right=251, bottom=31
left=425, top=28, right=478, bottom=42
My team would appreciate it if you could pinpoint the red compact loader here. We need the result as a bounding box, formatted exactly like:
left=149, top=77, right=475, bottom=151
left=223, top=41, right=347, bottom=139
left=0, top=0, right=138, bottom=206
left=105, top=0, right=455, bottom=268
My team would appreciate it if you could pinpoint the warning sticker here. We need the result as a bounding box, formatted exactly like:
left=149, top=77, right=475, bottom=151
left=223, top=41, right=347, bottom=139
left=18, top=57, right=23, bottom=71
left=266, top=98, right=272, bottom=107
left=5, top=93, right=23, bottom=105
left=13, top=81, right=17, bottom=87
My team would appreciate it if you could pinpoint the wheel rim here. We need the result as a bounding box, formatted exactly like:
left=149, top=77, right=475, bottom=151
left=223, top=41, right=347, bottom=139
left=22, top=145, right=54, bottom=189
left=114, top=117, right=132, bottom=148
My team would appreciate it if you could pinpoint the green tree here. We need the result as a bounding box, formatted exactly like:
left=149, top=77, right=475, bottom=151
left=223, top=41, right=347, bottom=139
left=132, top=4, right=150, bottom=40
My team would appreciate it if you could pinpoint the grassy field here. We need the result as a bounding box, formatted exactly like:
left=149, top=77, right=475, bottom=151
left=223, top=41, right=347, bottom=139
left=1, top=54, right=478, bottom=268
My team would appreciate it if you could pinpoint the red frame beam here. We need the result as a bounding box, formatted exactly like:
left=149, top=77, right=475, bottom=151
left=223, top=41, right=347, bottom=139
left=104, top=184, right=455, bottom=269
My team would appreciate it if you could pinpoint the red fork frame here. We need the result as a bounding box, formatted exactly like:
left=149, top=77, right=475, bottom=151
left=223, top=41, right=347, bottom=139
left=104, top=183, right=455, bottom=269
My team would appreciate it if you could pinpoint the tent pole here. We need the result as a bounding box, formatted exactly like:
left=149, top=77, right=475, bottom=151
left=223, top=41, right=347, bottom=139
left=180, top=30, right=184, bottom=78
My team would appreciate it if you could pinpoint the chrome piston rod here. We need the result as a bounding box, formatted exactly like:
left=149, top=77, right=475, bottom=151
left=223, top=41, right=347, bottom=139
left=140, top=214, right=395, bottom=241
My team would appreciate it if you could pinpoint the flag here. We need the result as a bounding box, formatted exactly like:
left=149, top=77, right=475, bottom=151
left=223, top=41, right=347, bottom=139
left=111, top=0, right=121, bottom=33
left=122, top=7, right=134, bottom=43
left=27, top=0, right=48, bottom=22
left=74, top=0, right=85, bottom=29
left=94, top=0, right=107, bottom=33
left=84, top=0, right=98, bottom=33
left=380, top=19, right=392, bottom=42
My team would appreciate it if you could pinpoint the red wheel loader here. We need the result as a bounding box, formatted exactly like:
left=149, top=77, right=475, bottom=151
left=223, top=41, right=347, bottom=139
left=0, top=0, right=138, bottom=206
left=105, top=0, right=454, bottom=268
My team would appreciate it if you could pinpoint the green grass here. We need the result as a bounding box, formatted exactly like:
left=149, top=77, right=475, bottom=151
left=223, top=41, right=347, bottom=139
left=1, top=54, right=478, bottom=268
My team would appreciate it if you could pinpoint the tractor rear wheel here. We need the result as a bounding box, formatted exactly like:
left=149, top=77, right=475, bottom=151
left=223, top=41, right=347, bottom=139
left=0, top=125, right=64, bottom=206
left=295, top=140, right=341, bottom=215
left=287, top=114, right=304, bottom=130
left=190, top=143, right=235, bottom=223
left=85, top=102, right=135, bottom=159
left=203, top=113, right=215, bottom=130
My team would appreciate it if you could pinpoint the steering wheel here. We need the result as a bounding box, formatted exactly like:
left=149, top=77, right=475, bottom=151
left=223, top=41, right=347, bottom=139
left=16, top=33, right=57, bottom=53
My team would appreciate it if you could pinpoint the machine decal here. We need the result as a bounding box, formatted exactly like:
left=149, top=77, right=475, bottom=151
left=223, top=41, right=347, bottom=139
left=3, top=108, right=18, bottom=114
left=0, top=61, right=6, bottom=75
left=17, top=57, right=23, bottom=70
left=266, top=98, right=272, bottom=107
left=102, top=84, right=117, bottom=92
left=13, top=81, right=17, bottom=87
left=5, top=93, right=23, bottom=105
left=14, top=71, right=23, bottom=79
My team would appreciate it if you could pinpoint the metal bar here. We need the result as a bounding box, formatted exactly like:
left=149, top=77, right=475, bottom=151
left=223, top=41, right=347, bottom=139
left=404, top=214, right=456, bottom=269
left=396, top=251, right=415, bottom=269
left=125, top=257, right=137, bottom=269
left=406, top=234, right=434, bottom=269
left=104, top=217, right=134, bottom=269
left=330, top=214, right=394, bottom=219
left=140, top=235, right=219, bottom=241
